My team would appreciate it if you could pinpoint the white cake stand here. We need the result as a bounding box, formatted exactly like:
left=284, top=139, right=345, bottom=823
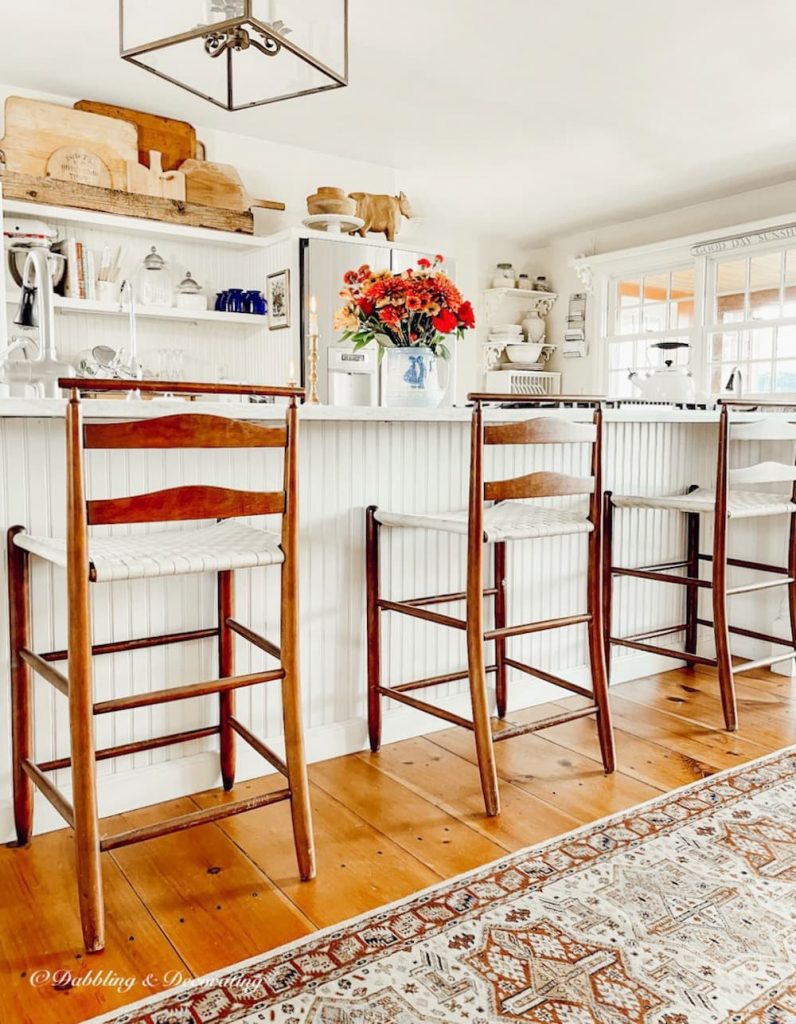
left=303, top=214, right=365, bottom=235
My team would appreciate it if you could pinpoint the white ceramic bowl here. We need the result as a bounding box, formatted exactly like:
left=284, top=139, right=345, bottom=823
left=505, top=343, right=544, bottom=363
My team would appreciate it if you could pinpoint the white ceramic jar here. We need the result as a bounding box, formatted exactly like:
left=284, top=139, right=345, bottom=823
left=522, top=309, right=546, bottom=343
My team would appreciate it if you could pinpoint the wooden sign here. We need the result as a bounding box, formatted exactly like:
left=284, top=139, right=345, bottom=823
left=46, top=147, right=112, bottom=188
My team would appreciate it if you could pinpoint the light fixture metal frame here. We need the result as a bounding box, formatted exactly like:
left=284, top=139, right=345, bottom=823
left=119, top=0, right=348, bottom=111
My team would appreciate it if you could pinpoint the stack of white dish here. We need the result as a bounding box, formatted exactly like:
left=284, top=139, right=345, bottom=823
left=488, top=324, right=523, bottom=344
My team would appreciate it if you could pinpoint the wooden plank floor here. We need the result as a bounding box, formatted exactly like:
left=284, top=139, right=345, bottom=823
left=1, top=665, right=793, bottom=1024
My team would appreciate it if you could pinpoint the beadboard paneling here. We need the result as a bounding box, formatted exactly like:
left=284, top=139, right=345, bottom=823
left=0, top=414, right=789, bottom=840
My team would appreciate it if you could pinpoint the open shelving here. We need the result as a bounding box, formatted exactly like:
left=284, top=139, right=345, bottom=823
left=4, top=294, right=267, bottom=327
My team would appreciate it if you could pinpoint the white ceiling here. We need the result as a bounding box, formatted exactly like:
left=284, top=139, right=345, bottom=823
left=3, top=0, right=796, bottom=244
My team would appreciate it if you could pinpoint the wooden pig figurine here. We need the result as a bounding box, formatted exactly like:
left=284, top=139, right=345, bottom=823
left=348, top=191, right=413, bottom=241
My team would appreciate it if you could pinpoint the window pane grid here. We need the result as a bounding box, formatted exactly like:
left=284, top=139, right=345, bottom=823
left=707, top=248, right=796, bottom=395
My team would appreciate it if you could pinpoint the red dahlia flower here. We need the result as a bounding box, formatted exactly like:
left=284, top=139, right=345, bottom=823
left=432, top=309, right=459, bottom=334
left=458, top=300, right=476, bottom=330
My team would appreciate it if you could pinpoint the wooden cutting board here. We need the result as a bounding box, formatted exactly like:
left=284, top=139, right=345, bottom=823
left=75, top=100, right=197, bottom=172
left=0, top=96, right=137, bottom=190
left=180, top=158, right=284, bottom=212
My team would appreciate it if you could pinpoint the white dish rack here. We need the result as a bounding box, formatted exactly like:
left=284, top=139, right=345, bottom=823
left=485, top=369, right=562, bottom=396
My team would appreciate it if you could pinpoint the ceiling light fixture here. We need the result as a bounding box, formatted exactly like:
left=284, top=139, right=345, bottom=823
left=119, top=1, right=348, bottom=111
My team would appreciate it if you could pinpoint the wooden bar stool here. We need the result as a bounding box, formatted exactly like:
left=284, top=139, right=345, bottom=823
left=604, top=398, right=796, bottom=732
left=366, top=395, right=615, bottom=816
left=7, top=378, right=315, bottom=953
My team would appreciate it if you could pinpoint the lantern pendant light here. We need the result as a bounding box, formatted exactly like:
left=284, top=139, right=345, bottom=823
left=119, top=1, right=348, bottom=111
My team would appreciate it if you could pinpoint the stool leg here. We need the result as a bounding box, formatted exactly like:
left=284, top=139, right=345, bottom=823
left=589, top=519, right=615, bottom=775
left=365, top=506, right=382, bottom=752
left=494, top=542, right=508, bottom=719
left=685, top=510, right=700, bottom=666
left=602, top=492, right=614, bottom=678
left=468, top=546, right=500, bottom=817
left=712, top=512, right=738, bottom=731
left=789, top=510, right=796, bottom=657
left=218, top=570, right=235, bottom=791
left=280, top=544, right=315, bottom=881
left=8, top=528, right=33, bottom=846
left=68, top=566, right=104, bottom=952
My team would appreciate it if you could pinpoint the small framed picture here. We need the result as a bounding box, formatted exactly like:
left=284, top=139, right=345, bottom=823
left=266, top=269, right=291, bottom=330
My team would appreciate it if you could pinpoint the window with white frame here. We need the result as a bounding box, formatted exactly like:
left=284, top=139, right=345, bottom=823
left=604, top=265, right=697, bottom=398
left=595, top=227, right=796, bottom=399
left=705, top=246, right=796, bottom=396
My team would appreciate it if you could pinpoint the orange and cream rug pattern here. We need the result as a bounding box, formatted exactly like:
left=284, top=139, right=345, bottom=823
left=90, top=746, right=796, bottom=1024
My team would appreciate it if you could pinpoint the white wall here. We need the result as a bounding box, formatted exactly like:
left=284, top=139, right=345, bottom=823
left=0, top=82, right=523, bottom=400
left=532, top=179, right=796, bottom=394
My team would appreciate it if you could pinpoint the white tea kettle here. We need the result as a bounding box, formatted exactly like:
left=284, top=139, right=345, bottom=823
left=628, top=341, right=696, bottom=403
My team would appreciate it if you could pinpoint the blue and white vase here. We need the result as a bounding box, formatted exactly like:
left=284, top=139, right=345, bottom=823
left=384, top=348, right=444, bottom=408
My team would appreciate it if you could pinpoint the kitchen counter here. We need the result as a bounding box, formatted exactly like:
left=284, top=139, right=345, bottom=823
left=0, top=399, right=789, bottom=841
left=0, top=396, right=732, bottom=422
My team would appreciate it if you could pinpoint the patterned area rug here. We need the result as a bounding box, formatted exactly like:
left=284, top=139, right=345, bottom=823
left=92, top=746, right=796, bottom=1024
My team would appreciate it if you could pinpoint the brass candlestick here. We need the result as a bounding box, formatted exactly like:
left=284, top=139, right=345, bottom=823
left=306, top=331, right=321, bottom=404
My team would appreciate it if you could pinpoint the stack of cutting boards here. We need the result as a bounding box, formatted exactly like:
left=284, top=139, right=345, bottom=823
left=0, top=96, right=284, bottom=216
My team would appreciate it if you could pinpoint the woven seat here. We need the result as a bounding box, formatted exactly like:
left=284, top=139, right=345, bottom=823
left=14, top=519, right=284, bottom=583
left=374, top=500, right=594, bottom=542
left=612, top=487, right=796, bottom=519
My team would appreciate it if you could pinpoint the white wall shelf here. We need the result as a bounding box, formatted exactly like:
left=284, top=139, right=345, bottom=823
left=4, top=295, right=265, bottom=326
left=484, top=287, right=559, bottom=318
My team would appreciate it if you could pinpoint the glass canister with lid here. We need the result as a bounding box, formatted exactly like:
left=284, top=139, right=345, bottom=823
left=176, top=270, right=207, bottom=311
left=491, top=263, right=517, bottom=289
left=138, top=246, right=173, bottom=307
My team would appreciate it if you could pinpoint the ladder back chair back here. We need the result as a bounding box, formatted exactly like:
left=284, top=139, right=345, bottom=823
left=604, top=397, right=796, bottom=731
left=366, top=395, right=614, bottom=817
left=7, top=378, right=314, bottom=953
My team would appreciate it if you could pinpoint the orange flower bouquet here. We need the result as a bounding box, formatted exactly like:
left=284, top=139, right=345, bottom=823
left=334, top=255, right=476, bottom=359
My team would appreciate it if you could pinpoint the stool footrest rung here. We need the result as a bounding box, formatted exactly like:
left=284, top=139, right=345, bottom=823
left=376, top=686, right=474, bottom=729
left=391, top=665, right=497, bottom=694
left=696, top=617, right=794, bottom=648
left=734, top=651, right=796, bottom=674
left=611, top=566, right=710, bottom=587
left=485, top=613, right=590, bottom=642
left=37, top=725, right=222, bottom=772
left=228, top=716, right=288, bottom=778
left=492, top=704, right=599, bottom=742
left=93, top=668, right=284, bottom=715
left=40, top=627, right=220, bottom=663
left=504, top=657, right=594, bottom=699
left=100, top=787, right=292, bottom=851
left=727, top=577, right=794, bottom=596
left=699, top=553, right=790, bottom=575
left=610, top=635, right=717, bottom=665
left=21, top=758, right=74, bottom=828
left=20, top=648, right=69, bottom=696
left=378, top=599, right=466, bottom=630
left=226, top=618, right=280, bottom=660
left=402, top=587, right=498, bottom=607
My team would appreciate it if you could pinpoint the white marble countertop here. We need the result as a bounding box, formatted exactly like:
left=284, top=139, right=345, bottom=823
left=0, top=397, right=730, bottom=423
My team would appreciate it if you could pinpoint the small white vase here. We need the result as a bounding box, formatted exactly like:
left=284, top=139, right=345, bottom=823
left=522, top=309, right=546, bottom=344
left=384, top=348, right=444, bottom=408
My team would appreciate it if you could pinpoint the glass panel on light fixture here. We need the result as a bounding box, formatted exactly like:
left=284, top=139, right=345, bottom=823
left=121, top=0, right=227, bottom=52
left=227, top=38, right=339, bottom=107
left=253, top=0, right=347, bottom=79
left=131, top=34, right=232, bottom=108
